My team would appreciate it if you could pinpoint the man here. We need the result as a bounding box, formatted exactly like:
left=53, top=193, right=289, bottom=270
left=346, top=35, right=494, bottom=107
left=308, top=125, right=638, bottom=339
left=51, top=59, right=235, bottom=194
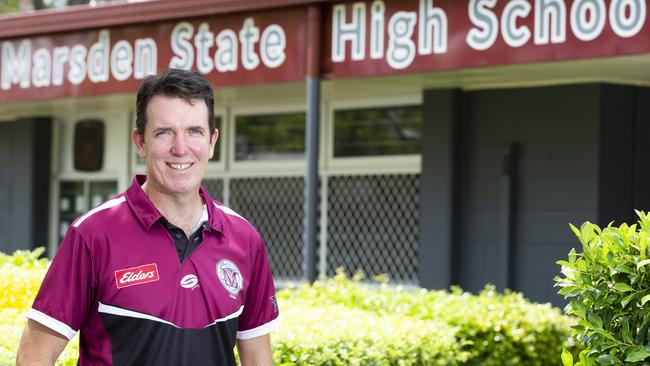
left=16, top=69, right=279, bottom=365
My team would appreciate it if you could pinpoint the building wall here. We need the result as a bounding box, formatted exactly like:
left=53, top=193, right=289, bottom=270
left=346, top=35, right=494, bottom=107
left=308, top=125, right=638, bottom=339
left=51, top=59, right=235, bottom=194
left=458, top=85, right=600, bottom=304
left=0, top=118, right=52, bottom=253
left=0, top=121, right=31, bottom=253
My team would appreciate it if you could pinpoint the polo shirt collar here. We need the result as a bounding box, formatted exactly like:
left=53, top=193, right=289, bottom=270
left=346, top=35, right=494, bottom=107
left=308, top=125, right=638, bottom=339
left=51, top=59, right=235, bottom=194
left=125, top=175, right=224, bottom=233
left=201, top=184, right=224, bottom=233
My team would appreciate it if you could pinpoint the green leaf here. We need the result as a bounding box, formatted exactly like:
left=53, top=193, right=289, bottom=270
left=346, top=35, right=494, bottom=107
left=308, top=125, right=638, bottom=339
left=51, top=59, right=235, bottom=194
left=641, top=294, right=650, bottom=306
left=621, top=318, right=632, bottom=344
left=569, top=248, right=577, bottom=264
left=595, top=354, right=621, bottom=365
left=625, top=350, right=650, bottom=362
left=637, top=259, right=650, bottom=269
left=579, top=349, right=592, bottom=366
left=612, top=283, right=635, bottom=293
left=592, top=327, right=617, bottom=342
left=635, top=318, right=650, bottom=344
left=640, top=229, right=649, bottom=259
left=581, top=222, right=595, bottom=245
left=557, top=260, right=572, bottom=267
left=613, top=264, right=632, bottom=274
left=621, top=293, right=637, bottom=308
left=561, top=265, right=576, bottom=279
left=577, top=258, right=587, bottom=271
left=587, top=312, right=604, bottom=329
left=579, top=318, right=593, bottom=329
left=559, top=286, right=582, bottom=297
left=571, top=300, right=587, bottom=317
left=562, top=348, right=574, bottom=366
left=570, top=223, right=582, bottom=242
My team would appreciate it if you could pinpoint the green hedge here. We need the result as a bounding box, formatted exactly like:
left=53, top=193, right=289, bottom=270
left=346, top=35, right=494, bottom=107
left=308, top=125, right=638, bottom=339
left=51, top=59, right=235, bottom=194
left=279, top=272, right=579, bottom=365
left=1, top=250, right=577, bottom=365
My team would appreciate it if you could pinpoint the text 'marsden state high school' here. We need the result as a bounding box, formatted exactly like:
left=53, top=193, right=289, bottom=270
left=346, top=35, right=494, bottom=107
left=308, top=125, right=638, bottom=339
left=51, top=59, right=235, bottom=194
left=0, top=0, right=648, bottom=101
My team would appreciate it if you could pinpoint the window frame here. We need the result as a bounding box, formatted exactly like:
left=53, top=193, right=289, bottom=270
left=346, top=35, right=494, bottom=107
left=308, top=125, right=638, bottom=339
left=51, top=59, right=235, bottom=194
left=228, top=102, right=307, bottom=173
left=325, top=94, right=422, bottom=173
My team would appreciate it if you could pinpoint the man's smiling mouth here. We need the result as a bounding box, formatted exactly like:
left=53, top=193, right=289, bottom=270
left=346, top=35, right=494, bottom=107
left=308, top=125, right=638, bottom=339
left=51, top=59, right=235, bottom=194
left=168, top=163, right=193, bottom=170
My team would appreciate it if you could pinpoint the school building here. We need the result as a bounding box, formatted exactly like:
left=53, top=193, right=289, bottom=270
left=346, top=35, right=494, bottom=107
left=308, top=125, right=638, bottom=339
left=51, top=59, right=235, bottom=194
left=1, top=0, right=649, bottom=305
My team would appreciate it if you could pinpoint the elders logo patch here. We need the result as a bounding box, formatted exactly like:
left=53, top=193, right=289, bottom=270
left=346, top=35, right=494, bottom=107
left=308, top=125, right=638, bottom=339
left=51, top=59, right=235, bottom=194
left=216, top=259, right=243, bottom=298
left=115, top=263, right=159, bottom=289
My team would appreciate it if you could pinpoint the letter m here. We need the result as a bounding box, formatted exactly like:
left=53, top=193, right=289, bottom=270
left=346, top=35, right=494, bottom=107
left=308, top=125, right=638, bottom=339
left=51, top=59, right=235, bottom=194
left=222, top=268, right=240, bottom=287
left=2, top=40, right=31, bottom=90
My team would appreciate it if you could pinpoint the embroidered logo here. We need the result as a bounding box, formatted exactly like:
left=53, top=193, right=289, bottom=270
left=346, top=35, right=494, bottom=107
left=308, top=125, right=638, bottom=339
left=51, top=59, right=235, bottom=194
left=270, top=296, right=278, bottom=314
left=115, top=263, right=159, bottom=289
left=180, top=274, right=199, bottom=290
left=216, top=259, right=243, bottom=298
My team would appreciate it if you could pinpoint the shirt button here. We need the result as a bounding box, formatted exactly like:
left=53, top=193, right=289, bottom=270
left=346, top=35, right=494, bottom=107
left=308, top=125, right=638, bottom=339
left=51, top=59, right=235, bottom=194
left=175, top=233, right=182, bottom=239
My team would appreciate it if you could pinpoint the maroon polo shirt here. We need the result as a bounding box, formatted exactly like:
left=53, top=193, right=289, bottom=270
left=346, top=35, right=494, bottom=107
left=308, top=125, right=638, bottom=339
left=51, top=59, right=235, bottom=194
left=28, top=175, right=280, bottom=365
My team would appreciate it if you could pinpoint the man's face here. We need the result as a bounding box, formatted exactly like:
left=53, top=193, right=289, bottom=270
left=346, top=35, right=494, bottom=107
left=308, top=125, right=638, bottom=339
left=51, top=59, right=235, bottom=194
left=133, top=95, right=217, bottom=197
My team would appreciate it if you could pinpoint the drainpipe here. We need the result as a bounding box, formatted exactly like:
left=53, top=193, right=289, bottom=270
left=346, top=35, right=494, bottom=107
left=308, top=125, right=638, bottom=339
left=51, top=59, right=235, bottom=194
left=501, top=142, right=519, bottom=291
left=303, top=4, right=322, bottom=283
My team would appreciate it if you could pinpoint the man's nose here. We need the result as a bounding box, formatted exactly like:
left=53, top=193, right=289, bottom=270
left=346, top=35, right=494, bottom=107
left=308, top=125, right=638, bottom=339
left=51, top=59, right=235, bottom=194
left=171, top=134, right=188, bottom=156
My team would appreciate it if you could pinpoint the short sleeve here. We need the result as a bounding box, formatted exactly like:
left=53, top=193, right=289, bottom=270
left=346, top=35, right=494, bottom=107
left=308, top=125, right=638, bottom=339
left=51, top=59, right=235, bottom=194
left=27, top=227, right=96, bottom=340
left=236, top=235, right=280, bottom=339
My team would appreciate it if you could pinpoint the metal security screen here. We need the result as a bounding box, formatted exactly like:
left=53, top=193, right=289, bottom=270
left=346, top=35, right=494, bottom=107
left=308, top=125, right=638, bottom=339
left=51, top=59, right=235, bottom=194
left=204, top=173, right=420, bottom=285
left=229, top=177, right=304, bottom=280
left=202, top=179, right=224, bottom=202
left=326, top=173, right=420, bottom=283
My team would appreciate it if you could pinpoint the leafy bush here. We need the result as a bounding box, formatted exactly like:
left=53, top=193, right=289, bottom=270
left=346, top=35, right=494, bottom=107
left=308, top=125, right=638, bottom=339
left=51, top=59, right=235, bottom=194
left=1, top=249, right=576, bottom=365
left=555, top=211, right=650, bottom=365
left=0, top=248, right=79, bottom=366
left=274, top=302, right=465, bottom=365
left=0, top=248, right=48, bottom=310
left=280, top=271, right=577, bottom=365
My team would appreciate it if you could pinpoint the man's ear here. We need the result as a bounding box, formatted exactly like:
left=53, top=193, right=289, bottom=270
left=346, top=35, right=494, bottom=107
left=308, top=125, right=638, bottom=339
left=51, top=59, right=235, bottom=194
left=209, top=129, right=219, bottom=159
left=132, top=128, right=146, bottom=159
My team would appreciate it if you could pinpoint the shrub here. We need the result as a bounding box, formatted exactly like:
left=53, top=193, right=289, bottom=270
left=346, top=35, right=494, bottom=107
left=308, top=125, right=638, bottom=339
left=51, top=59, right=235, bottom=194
left=0, top=248, right=48, bottom=310
left=1, top=249, right=577, bottom=365
left=0, top=248, right=80, bottom=366
left=280, top=271, right=577, bottom=365
left=274, top=301, right=465, bottom=365
left=555, top=210, right=650, bottom=365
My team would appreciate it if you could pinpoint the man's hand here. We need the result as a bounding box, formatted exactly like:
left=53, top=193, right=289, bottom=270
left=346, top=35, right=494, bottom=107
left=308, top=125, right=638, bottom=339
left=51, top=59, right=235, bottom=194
left=237, top=334, right=273, bottom=366
left=16, top=319, right=68, bottom=366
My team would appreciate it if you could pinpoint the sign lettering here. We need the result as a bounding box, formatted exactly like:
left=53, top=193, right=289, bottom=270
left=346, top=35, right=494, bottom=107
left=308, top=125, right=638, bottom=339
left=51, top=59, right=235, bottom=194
left=325, top=0, right=649, bottom=78
left=0, top=1, right=648, bottom=102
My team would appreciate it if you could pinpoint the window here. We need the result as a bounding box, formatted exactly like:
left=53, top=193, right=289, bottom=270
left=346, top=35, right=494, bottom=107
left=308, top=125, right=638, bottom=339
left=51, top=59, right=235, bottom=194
left=333, top=105, right=421, bottom=157
left=58, top=180, right=117, bottom=241
left=235, top=112, right=305, bottom=161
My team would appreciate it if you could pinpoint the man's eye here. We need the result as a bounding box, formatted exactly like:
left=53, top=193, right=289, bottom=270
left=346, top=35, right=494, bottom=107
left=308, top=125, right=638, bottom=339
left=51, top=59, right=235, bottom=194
left=155, top=130, right=171, bottom=136
left=189, top=128, right=203, bottom=135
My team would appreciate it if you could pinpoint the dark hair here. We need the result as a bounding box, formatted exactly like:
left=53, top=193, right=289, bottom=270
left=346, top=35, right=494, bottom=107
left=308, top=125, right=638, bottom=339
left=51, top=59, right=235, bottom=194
left=135, top=68, right=215, bottom=139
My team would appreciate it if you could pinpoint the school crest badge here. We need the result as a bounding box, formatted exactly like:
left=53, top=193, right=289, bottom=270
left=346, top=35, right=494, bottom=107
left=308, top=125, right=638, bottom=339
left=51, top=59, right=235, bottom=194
left=216, top=259, right=243, bottom=298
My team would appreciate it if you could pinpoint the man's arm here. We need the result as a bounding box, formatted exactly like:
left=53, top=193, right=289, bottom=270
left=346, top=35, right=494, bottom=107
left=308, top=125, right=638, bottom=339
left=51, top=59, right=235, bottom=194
left=237, top=334, right=273, bottom=366
left=16, top=319, right=68, bottom=366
